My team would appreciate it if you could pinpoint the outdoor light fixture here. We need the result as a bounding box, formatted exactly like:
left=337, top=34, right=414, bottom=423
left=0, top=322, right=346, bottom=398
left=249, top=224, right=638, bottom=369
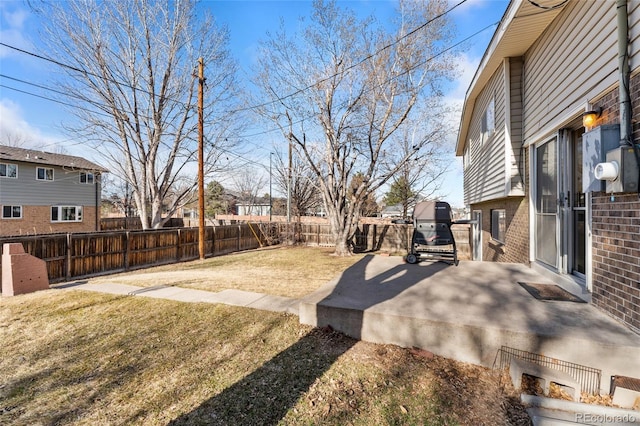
left=582, top=107, right=602, bottom=128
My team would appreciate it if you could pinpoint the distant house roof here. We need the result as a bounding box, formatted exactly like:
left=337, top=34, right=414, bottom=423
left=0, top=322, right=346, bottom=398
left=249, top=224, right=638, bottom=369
left=381, top=204, right=412, bottom=217
left=0, top=145, right=108, bottom=172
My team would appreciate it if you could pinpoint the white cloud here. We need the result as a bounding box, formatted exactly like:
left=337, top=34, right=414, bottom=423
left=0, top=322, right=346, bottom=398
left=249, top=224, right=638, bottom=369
left=3, top=6, right=28, bottom=28
left=450, top=53, right=481, bottom=101
left=0, top=99, right=62, bottom=150
left=0, top=3, right=32, bottom=59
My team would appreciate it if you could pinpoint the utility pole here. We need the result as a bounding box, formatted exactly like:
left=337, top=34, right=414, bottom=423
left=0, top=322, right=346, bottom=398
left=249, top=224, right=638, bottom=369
left=287, top=139, right=292, bottom=223
left=269, top=152, right=273, bottom=222
left=197, top=58, right=205, bottom=260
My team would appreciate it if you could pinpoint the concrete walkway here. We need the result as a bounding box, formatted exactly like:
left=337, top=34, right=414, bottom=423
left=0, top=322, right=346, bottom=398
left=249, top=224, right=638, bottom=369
left=54, top=281, right=299, bottom=315
left=56, top=254, right=640, bottom=393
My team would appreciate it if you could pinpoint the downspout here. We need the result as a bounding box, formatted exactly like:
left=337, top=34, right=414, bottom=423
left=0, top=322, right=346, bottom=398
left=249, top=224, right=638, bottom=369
left=95, top=173, right=100, bottom=231
left=617, top=0, right=632, bottom=147
left=618, top=0, right=640, bottom=194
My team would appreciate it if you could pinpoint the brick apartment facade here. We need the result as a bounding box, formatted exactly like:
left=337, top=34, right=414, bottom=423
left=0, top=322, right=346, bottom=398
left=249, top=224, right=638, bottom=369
left=0, top=206, right=99, bottom=236
left=0, top=146, right=107, bottom=237
left=585, top=76, right=640, bottom=333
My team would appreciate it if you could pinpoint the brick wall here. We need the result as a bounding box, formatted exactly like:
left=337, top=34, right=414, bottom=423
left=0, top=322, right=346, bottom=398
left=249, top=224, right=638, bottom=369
left=471, top=196, right=530, bottom=264
left=470, top=146, right=529, bottom=264
left=0, top=206, right=98, bottom=236
left=591, top=193, right=640, bottom=332
left=587, top=73, right=640, bottom=332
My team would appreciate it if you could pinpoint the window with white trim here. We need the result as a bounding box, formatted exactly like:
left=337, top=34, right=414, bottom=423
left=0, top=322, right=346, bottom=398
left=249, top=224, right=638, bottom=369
left=2, top=205, right=22, bottom=219
left=80, top=172, right=94, bottom=184
left=0, top=163, right=18, bottom=178
left=463, top=145, right=470, bottom=169
left=491, top=209, right=506, bottom=244
left=481, top=98, right=495, bottom=145
left=51, top=206, right=83, bottom=222
left=37, top=167, right=54, bottom=181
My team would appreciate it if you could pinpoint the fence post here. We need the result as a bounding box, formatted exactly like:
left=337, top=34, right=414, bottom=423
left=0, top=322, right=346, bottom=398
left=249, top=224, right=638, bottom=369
left=176, top=228, right=181, bottom=261
left=124, top=231, right=130, bottom=271
left=237, top=225, right=241, bottom=252
left=66, top=233, right=72, bottom=281
left=372, top=224, right=377, bottom=252
left=212, top=225, right=216, bottom=257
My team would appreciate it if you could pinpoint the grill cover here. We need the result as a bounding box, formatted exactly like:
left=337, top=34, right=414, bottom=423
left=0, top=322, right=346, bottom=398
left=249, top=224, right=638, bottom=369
left=413, top=201, right=452, bottom=222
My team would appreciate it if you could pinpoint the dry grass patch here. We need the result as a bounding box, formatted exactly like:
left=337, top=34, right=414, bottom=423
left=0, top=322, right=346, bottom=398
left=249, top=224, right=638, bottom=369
left=87, top=246, right=364, bottom=298
left=1, top=290, right=530, bottom=425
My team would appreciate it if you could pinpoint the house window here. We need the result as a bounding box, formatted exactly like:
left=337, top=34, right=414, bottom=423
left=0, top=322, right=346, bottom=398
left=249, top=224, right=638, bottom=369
left=80, top=172, right=94, bottom=184
left=2, top=205, right=22, bottom=219
left=0, top=163, right=18, bottom=178
left=463, top=145, right=471, bottom=169
left=491, top=209, right=506, bottom=244
left=37, top=167, right=54, bottom=181
left=481, top=98, right=495, bottom=145
left=51, top=206, right=83, bottom=222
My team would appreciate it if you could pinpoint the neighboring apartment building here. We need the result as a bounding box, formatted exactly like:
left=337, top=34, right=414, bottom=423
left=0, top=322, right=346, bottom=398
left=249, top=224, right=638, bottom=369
left=456, top=0, right=640, bottom=332
left=0, top=145, right=108, bottom=236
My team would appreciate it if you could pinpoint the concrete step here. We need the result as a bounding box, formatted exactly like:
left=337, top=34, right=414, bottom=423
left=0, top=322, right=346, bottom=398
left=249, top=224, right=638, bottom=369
left=522, top=394, right=640, bottom=425
left=527, top=407, right=583, bottom=425
left=298, top=257, right=640, bottom=384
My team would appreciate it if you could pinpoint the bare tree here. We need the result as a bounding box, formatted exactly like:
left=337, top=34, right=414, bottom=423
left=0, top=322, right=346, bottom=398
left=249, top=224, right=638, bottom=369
left=36, top=0, right=241, bottom=229
left=232, top=168, right=268, bottom=215
left=254, top=0, right=458, bottom=255
left=272, top=148, right=322, bottom=219
left=101, top=174, right=136, bottom=217
left=384, top=118, right=452, bottom=218
left=0, top=128, right=31, bottom=148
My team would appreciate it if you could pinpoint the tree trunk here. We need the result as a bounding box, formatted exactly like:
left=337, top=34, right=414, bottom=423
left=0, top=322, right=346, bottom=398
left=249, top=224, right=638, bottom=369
left=333, top=237, right=352, bottom=256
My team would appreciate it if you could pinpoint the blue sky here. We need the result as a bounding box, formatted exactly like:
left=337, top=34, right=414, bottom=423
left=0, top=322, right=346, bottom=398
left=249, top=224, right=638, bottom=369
left=0, top=0, right=509, bottom=207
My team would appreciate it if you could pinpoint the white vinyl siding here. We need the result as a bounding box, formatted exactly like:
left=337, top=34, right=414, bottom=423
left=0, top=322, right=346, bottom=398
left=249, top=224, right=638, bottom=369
left=0, top=162, right=99, bottom=206
left=508, top=57, right=525, bottom=195
left=464, top=63, right=507, bottom=205
left=523, top=1, right=620, bottom=143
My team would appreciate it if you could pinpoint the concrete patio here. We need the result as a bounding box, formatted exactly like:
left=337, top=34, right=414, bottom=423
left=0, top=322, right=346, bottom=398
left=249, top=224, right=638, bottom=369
left=299, top=255, right=640, bottom=392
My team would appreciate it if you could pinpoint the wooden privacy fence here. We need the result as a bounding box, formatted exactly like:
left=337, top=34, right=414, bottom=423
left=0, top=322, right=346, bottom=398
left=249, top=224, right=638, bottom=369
left=0, top=223, right=269, bottom=284
left=100, top=217, right=185, bottom=231
left=0, top=221, right=471, bottom=286
left=273, top=222, right=471, bottom=259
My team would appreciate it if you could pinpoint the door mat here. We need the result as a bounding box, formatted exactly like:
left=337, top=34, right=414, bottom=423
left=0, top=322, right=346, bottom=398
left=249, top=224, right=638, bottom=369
left=518, top=282, right=586, bottom=303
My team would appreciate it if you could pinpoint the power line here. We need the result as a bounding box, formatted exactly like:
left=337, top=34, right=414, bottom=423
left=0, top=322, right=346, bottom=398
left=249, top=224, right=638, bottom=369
left=526, top=0, right=569, bottom=11
left=0, top=83, right=113, bottom=119
left=0, top=0, right=468, bottom=118
left=1, top=4, right=498, bottom=154
left=228, top=20, right=500, bottom=141
left=0, top=42, right=189, bottom=108
left=0, top=73, right=118, bottom=117
left=231, top=0, right=469, bottom=114
left=2, top=17, right=499, bottom=146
